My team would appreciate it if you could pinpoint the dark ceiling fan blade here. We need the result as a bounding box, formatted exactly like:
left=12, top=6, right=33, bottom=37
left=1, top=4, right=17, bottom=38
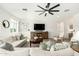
left=35, top=10, right=44, bottom=12
left=51, top=10, right=59, bottom=12
left=49, top=4, right=60, bottom=10
left=37, top=5, right=46, bottom=11
left=49, top=12, right=54, bottom=15
left=45, top=13, right=47, bottom=16
left=46, top=3, right=50, bottom=8
left=39, top=11, right=45, bottom=15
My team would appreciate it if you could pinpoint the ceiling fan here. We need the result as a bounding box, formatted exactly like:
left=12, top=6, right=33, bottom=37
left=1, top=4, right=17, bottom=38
left=35, top=3, right=60, bottom=16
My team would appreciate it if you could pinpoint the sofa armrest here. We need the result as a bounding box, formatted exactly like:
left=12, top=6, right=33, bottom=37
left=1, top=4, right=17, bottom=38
left=12, top=39, right=27, bottom=47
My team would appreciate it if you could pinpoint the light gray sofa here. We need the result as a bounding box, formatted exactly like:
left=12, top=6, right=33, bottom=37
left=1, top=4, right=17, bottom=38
left=0, top=36, right=79, bottom=56
left=0, top=47, right=30, bottom=56
left=1, top=35, right=27, bottom=47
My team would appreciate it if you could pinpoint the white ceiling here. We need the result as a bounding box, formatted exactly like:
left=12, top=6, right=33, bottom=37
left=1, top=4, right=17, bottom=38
left=0, top=3, right=79, bottom=21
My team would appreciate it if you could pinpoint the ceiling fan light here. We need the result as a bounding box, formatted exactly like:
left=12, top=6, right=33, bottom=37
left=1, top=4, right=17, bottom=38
left=36, top=3, right=60, bottom=16
left=22, top=8, right=27, bottom=11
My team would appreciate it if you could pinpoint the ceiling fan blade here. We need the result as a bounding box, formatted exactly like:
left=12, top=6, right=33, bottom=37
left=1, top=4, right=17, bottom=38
left=49, top=12, right=54, bottom=15
left=46, top=3, right=50, bottom=8
left=39, top=11, right=45, bottom=15
left=51, top=10, right=59, bottom=12
left=45, top=13, right=47, bottom=16
left=35, top=10, right=44, bottom=12
left=50, top=4, right=60, bottom=10
left=37, top=5, right=46, bottom=11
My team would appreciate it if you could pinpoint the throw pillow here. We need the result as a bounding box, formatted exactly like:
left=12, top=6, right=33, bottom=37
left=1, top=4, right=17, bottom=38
left=44, top=39, right=56, bottom=51
left=39, top=42, right=47, bottom=51
left=0, top=40, right=14, bottom=51
left=50, top=42, right=68, bottom=51
left=39, top=39, right=56, bottom=51
left=20, top=34, right=25, bottom=40
left=45, top=40, right=54, bottom=51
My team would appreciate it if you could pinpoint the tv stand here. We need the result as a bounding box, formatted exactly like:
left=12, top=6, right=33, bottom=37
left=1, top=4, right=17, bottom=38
left=31, top=31, right=48, bottom=39
left=30, top=31, right=48, bottom=47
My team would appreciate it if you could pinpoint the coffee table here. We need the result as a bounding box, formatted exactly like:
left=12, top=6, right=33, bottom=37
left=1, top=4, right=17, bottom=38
left=71, top=42, right=79, bottom=53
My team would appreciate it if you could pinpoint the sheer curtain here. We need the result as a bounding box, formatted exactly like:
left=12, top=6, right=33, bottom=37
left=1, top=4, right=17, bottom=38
left=57, top=22, right=64, bottom=37
left=71, top=31, right=79, bottom=41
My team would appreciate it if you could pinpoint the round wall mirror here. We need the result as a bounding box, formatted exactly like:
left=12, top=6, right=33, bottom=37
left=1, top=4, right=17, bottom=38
left=2, top=20, right=10, bottom=28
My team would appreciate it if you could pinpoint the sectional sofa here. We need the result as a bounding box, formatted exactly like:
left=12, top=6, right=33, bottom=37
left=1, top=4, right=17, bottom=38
left=0, top=35, right=79, bottom=56
left=0, top=47, right=79, bottom=56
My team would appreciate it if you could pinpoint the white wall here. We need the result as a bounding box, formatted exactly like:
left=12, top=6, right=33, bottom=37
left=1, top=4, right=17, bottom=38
left=0, top=8, right=60, bottom=39
left=0, top=9, right=73, bottom=39
left=0, top=9, right=11, bottom=39
left=0, top=8, right=20, bottom=39
left=61, top=13, right=79, bottom=38
left=0, top=6, right=79, bottom=39
left=23, top=13, right=61, bottom=38
left=70, top=13, right=79, bottom=32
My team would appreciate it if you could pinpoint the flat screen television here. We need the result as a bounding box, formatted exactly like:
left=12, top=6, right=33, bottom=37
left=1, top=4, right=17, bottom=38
left=34, top=24, right=45, bottom=30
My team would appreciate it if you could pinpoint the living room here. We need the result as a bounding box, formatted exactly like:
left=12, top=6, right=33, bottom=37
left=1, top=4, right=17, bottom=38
left=0, top=3, right=79, bottom=56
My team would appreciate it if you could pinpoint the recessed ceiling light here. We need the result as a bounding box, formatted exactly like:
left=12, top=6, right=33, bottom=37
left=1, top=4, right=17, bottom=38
left=22, top=8, right=27, bottom=11
left=64, top=9, right=70, bottom=12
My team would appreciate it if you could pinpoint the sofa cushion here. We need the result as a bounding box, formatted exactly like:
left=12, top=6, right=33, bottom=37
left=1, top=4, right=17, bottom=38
left=3, top=36, right=17, bottom=43
left=50, top=47, right=74, bottom=56
left=0, top=48, right=10, bottom=56
left=30, top=48, right=52, bottom=56
left=0, top=48, right=30, bottom=56
left=11, top=39, right=27, bottom=47
left=8, top=48, right=30, bottom=56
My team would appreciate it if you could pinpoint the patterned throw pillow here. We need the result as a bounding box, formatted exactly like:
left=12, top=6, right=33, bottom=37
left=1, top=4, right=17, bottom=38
left=39, top=43, right=47, bottom=50
left=50, top=42, right=68, bottom=51
left=39, top=40, right=55, bottom=51
left=46, top=39, right=56, bottom=51
left=39, top=39, right=56, bottom=51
